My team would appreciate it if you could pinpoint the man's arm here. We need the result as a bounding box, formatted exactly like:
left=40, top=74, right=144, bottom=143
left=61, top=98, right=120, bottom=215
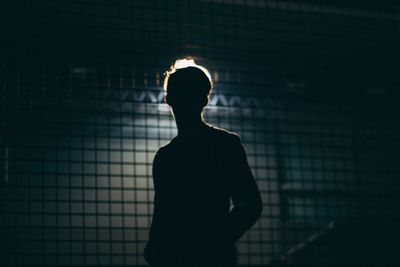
left=144, top=150, right=164, bottom=264
left=226, top=135, right=263, bottom=242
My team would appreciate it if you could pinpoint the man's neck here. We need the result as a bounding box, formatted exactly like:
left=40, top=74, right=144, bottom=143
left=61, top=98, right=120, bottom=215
left=175, top=116, right=207, bottom=136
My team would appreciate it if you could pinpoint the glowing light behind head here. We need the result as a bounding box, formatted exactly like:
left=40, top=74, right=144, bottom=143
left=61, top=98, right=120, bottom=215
left=163, top=58, right=213, bottom=92
left=173, top=58, right=196, bottom=69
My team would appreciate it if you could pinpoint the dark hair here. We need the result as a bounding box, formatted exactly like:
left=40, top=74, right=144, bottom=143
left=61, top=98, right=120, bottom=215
left=164, top=59, right=213, bottom=109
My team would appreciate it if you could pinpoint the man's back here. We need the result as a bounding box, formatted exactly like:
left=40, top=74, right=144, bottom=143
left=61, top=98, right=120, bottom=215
left=144, top=124, right=262, bottom=266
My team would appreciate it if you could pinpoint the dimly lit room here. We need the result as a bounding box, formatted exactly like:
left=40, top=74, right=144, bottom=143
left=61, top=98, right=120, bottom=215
left=1, top=1, right=399, bottom=266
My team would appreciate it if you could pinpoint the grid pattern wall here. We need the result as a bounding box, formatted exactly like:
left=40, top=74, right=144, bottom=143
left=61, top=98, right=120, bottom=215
left=1, top=0, right=400, bottom=266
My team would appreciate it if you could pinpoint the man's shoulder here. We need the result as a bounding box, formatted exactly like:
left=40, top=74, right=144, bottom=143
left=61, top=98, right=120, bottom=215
left=154, top=139, right=176, bottom=157
left=153, top=135, right=182, bottom=160
left=154, top=124, right=241, bottom=158
left=207, top=124, right=241, bottom=143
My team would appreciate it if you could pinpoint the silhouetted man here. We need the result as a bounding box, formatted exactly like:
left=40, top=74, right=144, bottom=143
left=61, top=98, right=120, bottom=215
left=144, top=59, right=262, bottom=267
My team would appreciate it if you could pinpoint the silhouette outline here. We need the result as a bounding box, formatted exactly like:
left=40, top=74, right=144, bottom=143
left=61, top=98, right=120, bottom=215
left=144, top=59, right=262, bottom=267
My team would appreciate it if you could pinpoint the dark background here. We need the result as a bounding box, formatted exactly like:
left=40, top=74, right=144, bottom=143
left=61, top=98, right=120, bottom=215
left=1, top=0, right=400, bottom=266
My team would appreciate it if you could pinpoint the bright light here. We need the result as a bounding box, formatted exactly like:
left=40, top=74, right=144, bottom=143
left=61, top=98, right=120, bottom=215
left=173, top=58, right=196, bottom=69
left=163, top=58, right=213, bottom=91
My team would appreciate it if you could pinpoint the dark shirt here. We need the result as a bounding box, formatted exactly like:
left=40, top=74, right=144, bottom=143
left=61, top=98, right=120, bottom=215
left=144, top=124, right=262, bottom=267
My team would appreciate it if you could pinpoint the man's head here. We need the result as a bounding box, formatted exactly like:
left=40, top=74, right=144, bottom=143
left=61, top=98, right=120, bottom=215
left=164, top=59, right=213, bottom=114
